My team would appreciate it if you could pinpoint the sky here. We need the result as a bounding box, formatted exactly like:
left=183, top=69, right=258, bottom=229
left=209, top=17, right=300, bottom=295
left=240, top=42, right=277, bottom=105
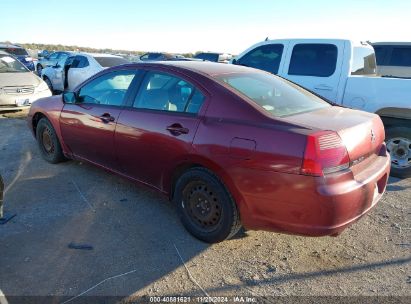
left=1, top=0, right=410, bottom=54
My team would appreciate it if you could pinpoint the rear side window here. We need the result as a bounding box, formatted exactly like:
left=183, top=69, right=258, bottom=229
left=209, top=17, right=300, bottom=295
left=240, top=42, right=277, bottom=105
left=133, top=71, right=205, bottom=114
left=216, top=72, right=330, bottom=117
left=351, top=47, right=377, bottom=75
left=389, top=47, right=411, bottom=67
left=237, top=44, right=284, bottom=74
left=288, top=44, right=337, bottom=77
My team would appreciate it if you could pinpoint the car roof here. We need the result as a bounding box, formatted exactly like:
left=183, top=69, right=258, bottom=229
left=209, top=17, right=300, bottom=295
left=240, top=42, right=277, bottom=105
left=123, top=61, right=262, bottom=77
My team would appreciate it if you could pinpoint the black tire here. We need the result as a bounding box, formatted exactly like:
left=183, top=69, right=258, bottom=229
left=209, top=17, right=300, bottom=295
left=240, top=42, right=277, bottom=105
left=36, top=64, right=43, bottom=76
left=174, top=167, right=242, bottom=243
left=386, top=126, right=411, bottom=178
left=44, top=77, right=54, bottom=94
left=36, top=118, right=65, bottom=164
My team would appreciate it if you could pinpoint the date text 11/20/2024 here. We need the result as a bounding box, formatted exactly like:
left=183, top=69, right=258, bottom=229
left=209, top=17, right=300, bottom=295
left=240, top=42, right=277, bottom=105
left=149, top=296, right=257, bottom=303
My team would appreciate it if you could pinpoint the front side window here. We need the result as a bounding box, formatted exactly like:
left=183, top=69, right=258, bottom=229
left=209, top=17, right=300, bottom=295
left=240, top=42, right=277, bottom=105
left=288, top=44, right=337, bottom=77
left=216, top=72, right=330, bottom=117
left=78, top=70, right=136, bottom=106
left=238, top=44, right=284, bottom=74
left=389, top=47, right=411, bottom=67
left=133, top=71, right=205, bottom=114
left=351, top=47, right=377, bottom=75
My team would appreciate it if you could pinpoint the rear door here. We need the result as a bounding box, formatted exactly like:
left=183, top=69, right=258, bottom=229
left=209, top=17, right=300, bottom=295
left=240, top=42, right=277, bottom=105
left=114, top=69, right=207, bottom=191
left=60, top=69, right=138, bottom=169
left=280, top=41, right=345, bottom=101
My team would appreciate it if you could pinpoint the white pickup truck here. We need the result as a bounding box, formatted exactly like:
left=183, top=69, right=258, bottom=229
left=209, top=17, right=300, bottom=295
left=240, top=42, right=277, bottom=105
left=232, top=39, right=411, bottom=178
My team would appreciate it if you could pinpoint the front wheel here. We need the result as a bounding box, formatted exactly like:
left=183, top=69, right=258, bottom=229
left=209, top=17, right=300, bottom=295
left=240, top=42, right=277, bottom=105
left=44, top=77, right=54, bottom=94
left=36, top=64, right=43, bottom=76
left=36, top=118, right=65, bottom=164
left=174, top=167, right=242, bottom=243
left=386, top=126, right=411, bottom=178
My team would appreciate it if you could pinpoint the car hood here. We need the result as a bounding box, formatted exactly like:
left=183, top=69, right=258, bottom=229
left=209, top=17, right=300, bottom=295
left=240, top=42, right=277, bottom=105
left=0, top=72, right=42, bottom=88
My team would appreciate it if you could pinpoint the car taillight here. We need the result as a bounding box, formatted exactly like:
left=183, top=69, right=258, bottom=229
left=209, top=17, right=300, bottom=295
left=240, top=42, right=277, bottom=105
left=301, top=131, right=350, bottom=176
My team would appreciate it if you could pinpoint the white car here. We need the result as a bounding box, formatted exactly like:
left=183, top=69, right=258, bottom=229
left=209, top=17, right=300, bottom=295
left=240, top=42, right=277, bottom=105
left=233, top=39, right=411, bottom=178
left=0, top=51, right=51, bottom=111
left=41, top=53, right=129, bottom=93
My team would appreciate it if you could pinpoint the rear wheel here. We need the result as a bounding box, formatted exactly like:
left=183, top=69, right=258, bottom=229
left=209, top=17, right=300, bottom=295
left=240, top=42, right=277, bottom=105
left=36, top=118, right=65, bottom=164
left=386, top=127, right=411, bottom=178
left=174, top=167, right=242, bottom=243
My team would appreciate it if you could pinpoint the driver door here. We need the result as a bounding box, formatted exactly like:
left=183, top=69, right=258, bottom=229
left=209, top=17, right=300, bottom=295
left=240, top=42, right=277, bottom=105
left=60, top=69, right=138, bottom=170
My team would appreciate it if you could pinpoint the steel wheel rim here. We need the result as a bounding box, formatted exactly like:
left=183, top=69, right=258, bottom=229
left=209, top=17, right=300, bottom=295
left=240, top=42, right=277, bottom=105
left=182, top=181, right=222, bottom=232
left=42, top=127, right=54, bottom=154
left=387, top=137, right=411, bottom=169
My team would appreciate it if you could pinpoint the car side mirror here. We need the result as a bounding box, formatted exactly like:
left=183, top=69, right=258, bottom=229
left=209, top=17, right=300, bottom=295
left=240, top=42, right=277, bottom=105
left=63, top=92, right=77, bottom=104
left=231, top=58, right=237, bottom=65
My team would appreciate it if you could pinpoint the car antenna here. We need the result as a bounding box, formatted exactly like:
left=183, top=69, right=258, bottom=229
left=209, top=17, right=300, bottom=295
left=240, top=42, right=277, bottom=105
left=265, top=37, right=269, bottom=41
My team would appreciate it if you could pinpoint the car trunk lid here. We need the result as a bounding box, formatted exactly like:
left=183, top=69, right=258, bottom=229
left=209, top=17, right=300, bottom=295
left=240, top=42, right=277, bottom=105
left=284, top=106, right=385, bottom=166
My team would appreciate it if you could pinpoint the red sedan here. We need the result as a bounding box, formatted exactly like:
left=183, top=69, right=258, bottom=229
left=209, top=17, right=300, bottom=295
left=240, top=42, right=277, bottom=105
left=27, top=62, right=390, bottom=243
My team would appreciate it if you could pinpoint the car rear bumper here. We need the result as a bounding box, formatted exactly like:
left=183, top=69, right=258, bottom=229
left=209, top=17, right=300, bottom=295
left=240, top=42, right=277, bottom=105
left=235, top=152, right=391, bottom=236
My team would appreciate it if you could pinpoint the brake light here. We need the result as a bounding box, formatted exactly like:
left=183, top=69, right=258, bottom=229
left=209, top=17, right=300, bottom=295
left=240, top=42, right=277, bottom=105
left=301, top=131, right=350, bottom=176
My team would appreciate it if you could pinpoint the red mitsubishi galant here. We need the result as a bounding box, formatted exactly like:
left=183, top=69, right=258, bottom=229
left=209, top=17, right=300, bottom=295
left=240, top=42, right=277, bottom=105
left=28, top=61, right=390, bottom=243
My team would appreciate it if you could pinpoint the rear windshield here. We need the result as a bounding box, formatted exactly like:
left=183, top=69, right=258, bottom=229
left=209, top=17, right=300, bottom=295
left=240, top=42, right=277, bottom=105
left=0, top=54, right=28, bottom=73
left=215, top=72, right=330, bottom=117
left=0, top=47, right=28, bottom=56
left=94, top=56, right=129, bottom=67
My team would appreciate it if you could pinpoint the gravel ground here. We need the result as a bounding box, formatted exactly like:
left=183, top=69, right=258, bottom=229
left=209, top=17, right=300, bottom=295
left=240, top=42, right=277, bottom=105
left=0, top=116, right=410, bottom=303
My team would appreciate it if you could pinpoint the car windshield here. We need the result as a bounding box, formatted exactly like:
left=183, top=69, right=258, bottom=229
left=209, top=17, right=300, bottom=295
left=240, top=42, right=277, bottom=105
left=0, top=47, right=28, bottom=56
left=215, top=72, right=330, bottom=117
left=0, top=54, right=28, bottom=73
left=94, top=56, right=129, bottom=67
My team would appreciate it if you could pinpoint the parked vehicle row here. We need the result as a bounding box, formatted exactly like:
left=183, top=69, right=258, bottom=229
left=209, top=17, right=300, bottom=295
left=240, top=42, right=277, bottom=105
left=232, top=39, right=411, bottom=178
left=0, top=51, right=51, bottom=111
left=41, top=53, right=129, bottom=93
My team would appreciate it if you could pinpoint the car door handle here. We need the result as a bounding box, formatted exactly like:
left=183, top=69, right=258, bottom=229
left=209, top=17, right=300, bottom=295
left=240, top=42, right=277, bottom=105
left=314, top=84, right=333, bottom=91
left=166, top=124, right=189, bottom=135
left=99, top=113, right=115, bottom=123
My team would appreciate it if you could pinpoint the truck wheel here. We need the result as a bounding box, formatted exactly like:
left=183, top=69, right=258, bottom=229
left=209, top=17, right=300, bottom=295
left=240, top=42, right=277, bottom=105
left=386, top=127, right=411, bottom=178
left=36, top=118, right=65, bottom=164
left=174, top=167, right=242, bottom=243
